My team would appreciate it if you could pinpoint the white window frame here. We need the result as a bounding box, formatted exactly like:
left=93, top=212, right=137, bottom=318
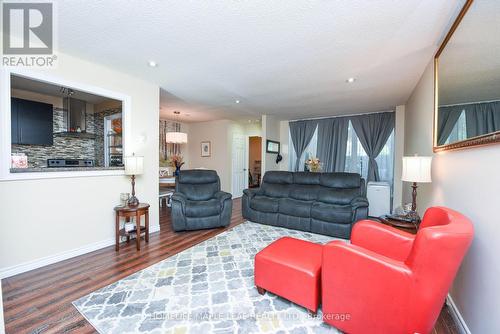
left=0, top=68, right=131, bottom=181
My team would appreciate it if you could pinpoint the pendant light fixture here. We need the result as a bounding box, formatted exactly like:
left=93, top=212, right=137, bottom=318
left=165, top=111, right=188, bottom=144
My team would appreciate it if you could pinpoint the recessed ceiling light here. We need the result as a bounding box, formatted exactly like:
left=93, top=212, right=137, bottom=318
left=346, top=77, right=356, bottom=83
left=235, top=100, right=240, bottom=104
left=148, top=60, right=157, bottom=67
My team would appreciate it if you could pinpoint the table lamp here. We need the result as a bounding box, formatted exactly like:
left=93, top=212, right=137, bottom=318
left=124, top=153, right=144, bottom=206
left=402, top=155, right=432, bottom=221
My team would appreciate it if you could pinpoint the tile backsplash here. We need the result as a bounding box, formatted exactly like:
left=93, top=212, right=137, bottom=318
left=12, top=107, right=122, bottom=168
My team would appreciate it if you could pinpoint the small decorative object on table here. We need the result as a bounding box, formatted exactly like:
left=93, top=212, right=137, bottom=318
left=119, top=193, right=130, bottom=206
left=305, top=157, right=322, bottom=172
left=168, top=154, right=184, bottom=176
left=378, top=214, right=419, bottom=234
left=11, top=153, right=28, bottom=168
left=124, top=153, right=144, bottom=206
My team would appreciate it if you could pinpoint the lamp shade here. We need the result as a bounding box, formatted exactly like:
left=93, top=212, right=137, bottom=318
left=124, top=155, right=144, bottom=175
left=165, top=132, right=188, bottom=144
left=402, top=156, right=432, bottom=183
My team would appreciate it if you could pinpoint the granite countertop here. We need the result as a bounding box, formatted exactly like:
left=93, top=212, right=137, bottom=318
left=10, top=166, right=125, bottom=173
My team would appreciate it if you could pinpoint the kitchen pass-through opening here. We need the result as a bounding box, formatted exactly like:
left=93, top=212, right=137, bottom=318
left=10, top=74, right=124, bottom=172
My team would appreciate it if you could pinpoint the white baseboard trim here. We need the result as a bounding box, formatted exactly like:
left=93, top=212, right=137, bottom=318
left=0, top=224, right=160, bottom=280
left=446, top=294, right=471, bottom=334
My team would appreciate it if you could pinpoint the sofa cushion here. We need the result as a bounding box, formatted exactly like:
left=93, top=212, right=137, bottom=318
left=178, top=183, right=219, bottom=201
left=293, top=172, right=320, bottom=185
left=317, top=187, right=362, bottom=205
left=185, top=199, right=221, bottom=217
left=176, top=170, right=220, bottom=201
left=320, top=173, right=361, bottom=188
left=289, top=184, right=320, bottom=201
left=262, top=171, right=293, bottom=184
left=262, top=184, right=291, bottom=198
left=279, top=198, right=313, bottom=217
left=311, top=202, right=352, bottom=224
left=250, top=196, right=279, bottom=213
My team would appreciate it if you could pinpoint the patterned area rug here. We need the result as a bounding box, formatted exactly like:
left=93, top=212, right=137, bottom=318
left=73, top=222, right=342, bottom=334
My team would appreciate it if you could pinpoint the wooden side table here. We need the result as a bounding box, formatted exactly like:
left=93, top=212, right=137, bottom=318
left=114, top=203, right=150, bottom=251
left=375, top=216, right=419, bottom=234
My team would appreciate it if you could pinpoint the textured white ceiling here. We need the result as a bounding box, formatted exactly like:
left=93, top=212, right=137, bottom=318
left=56, top=0, right=463, bottom=122
left=438, top=0, right=500, bottom=106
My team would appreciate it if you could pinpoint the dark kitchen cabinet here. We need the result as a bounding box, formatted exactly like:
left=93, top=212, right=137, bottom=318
left=11, top=98, right=53, bottom=145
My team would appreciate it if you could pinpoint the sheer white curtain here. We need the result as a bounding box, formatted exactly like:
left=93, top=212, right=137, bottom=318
left=288, top=127, right=318, bottom=171
left=445, top=110, right=467, bottom=144
left=344, top=121, right=394, bottom=186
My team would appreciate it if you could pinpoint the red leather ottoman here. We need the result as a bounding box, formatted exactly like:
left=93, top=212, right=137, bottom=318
left=254, top=237, right=323, bottom=314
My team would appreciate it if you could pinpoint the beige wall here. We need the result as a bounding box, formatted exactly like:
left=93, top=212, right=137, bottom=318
left=279, top=120, right=290, bottom=171
left=185, top=120, right=262, bottom=194
left=262, top=115, right=281, bottom=172
left=0, top=52, right=159, bottom=275
left=186, top=120, right=232, bottom=192
left=404, top=61, right=500, bottom=333
left=393, top=105, right=406, bottom=209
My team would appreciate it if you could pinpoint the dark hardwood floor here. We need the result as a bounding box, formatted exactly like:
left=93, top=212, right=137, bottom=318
left=2, top=198, right=458, bottom=334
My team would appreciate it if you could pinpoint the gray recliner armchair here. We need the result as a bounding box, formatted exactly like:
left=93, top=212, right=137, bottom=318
left=171, top=170, right=232, bottom=231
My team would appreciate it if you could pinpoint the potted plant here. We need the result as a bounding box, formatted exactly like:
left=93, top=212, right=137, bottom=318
left=168, top=155, right=185, bottom=176
left=305, top=157, right=322, bottom=172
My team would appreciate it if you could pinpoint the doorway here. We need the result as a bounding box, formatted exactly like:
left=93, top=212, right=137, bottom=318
left=232, top=133, right=246, bottom=198
left=248, top=136, right=262, bottom=188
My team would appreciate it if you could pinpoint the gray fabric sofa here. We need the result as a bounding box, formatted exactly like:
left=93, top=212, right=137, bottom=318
left=171, top=170, right=232, bottom=231
left=242, top=171, right=368, bottom=239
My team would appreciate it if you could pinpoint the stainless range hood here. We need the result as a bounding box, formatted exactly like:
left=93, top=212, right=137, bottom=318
left=54, top=97, right=96, bottom=139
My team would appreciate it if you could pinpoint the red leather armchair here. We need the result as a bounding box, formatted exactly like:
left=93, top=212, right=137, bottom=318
left=322, top=207, right=474, bottom=334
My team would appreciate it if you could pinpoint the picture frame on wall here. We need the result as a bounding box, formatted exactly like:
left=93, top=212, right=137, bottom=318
left=266, top=140, right=280, bottom=154
left=201, top=141, right=211, bottom=157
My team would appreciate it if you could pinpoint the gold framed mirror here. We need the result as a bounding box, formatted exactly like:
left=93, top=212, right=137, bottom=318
left=434, top=0, right=500, bottom=152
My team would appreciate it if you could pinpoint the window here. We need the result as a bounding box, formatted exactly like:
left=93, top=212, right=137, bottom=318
left=287, top=120, right=394, bottom=187
left=345, top=122, right=394, bottom=186
left=288, top=126, right=318, bottom=171
left=344, top=121, right=394, bottom=186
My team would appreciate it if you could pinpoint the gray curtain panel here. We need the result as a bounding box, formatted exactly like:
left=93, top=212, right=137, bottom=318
left=464, top=101, right=500, bottom=138
left=350, top=112, right=395, bottom=182
left=317, top=117, right=349, bottom=172
left=289, top=120, right=318, bottom=171
left=437, top=106, right=463, bottom=145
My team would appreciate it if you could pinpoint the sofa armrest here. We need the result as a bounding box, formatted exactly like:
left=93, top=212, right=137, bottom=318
left=214, top=191, right=232, bottom=202
left=322, top=241, right=411, bottom=332
left=350, top=196, right=369, bottom=209
left=351, top=220, right=416, bottom=261
left=243, top=188, right=261, bottom=198
left=171, top=192, right=187, bottom=213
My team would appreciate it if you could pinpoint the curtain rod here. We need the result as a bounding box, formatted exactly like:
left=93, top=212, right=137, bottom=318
left=439, top=99, right=500, bottom=108
left=288, top=109, right=394, bottom=123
